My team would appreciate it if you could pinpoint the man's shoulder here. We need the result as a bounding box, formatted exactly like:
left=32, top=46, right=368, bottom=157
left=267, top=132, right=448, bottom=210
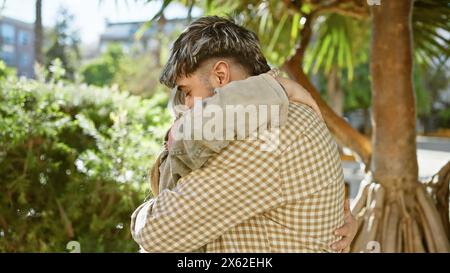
left=277, top=102, right=327, bottom=150
left=286, top=102, right=322, bottom=131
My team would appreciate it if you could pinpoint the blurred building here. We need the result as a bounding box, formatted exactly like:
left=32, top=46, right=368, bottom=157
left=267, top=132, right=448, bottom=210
left=99, top=17, right=187, bottom=54
left=0, top=16, right=35, bottom=78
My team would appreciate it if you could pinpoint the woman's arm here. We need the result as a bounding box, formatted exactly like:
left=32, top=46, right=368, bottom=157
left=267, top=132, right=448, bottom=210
left=276, top=76, right=323, bottom=120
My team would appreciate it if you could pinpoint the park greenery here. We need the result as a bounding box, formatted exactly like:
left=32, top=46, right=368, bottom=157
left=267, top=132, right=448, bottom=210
left=0, top=62, right=171, bottom=252
left=80, top=44, right=166, bottom=98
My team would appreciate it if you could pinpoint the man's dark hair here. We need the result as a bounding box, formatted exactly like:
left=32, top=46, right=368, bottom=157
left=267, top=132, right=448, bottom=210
left=159, top=16, right=271, bottom=88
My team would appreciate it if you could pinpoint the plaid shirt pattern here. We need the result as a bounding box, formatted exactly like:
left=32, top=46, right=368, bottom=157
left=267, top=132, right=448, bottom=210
left=131, top=102, right=345, bottom=252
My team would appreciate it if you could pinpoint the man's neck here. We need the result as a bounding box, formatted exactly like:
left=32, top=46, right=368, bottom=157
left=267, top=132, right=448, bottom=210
left=229, top=68, right=250, bottom=82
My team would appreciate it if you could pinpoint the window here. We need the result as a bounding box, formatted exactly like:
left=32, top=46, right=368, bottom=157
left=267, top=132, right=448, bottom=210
left=18, top=30, right=30, bottom=46
left=1, top=24, right=16, bottom=44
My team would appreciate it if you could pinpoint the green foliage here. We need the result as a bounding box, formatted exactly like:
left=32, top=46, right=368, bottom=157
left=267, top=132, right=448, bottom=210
left=414, top=61, right=450, bottom=128
left=341, top=64, right=371, bottom=113
left=81, top=44, right=164, bottom=98
left=414, top=64, right=433, bottom=117
left=80, top=44, right=125, bottom=88
left=312, top=63, right=371, bottom=114
left=0, top=60, right=15, bottom=80
left=230, top=0, right=300, bottom=66
left=112, top=52, right=163, bottom=98
left=0, top=77, right=171, bottom=252
left=437, top=108, right=450, bottom=128
left=413, top=0, right=450, bottom=66
left=304, top=14, right=370, bottom=81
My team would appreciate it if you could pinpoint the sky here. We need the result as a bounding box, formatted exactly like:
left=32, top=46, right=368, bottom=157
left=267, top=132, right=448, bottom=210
left=0, top=0, right=201, bottom=45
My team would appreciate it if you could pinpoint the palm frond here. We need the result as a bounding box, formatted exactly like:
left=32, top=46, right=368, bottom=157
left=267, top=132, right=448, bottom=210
left=413, top=0, right=450, bottom=65
left=304, top=14, right=367, bottom=81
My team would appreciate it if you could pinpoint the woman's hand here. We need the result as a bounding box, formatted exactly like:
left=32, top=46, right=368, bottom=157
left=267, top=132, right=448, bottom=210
left=331, top=199, right=358, bottom=252
left=275, top=77, right=323, bottom=120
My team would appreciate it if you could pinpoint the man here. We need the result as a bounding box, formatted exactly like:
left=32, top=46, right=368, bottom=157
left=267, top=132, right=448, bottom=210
left=131, top=16, right=357, bottom=252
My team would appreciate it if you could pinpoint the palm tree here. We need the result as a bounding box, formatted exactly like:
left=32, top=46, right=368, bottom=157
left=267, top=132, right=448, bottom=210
left=141, top=0, right=450, bottom=252
left=352, top=0, right=448, bottom=252
left=34, top=0, right=44, bottom=65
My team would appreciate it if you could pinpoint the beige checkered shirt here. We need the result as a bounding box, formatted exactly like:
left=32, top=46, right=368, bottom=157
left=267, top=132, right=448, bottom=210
left=131, top=102, right=345, bottom=252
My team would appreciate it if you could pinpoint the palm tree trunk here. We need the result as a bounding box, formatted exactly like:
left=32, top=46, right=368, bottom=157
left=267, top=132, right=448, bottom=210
left=350, top=0, right=449, bottom=253
left=34, top=0, right=44, bottom=65
left=371, top=0, right=418, bottom=190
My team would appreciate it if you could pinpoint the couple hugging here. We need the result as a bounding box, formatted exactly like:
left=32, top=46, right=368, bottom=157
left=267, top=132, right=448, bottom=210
left=130, top=16, right=357, bottom=253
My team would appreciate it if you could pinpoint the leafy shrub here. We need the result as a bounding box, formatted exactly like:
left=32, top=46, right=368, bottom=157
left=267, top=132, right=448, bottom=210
left=0, top=76, right=171, bottom=252
left=80, top=43, right=164, bottom=98
left=0, top=61, right=15, bottom=80
left=80, top=44, right=124, bottom=88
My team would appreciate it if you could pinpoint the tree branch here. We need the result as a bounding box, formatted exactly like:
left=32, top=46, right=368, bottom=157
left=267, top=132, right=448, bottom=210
left=281, top=4, right=372, bottom=167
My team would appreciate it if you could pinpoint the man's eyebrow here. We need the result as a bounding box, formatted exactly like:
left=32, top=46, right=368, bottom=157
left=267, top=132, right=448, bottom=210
left=177, top=85, right=188, bottom=92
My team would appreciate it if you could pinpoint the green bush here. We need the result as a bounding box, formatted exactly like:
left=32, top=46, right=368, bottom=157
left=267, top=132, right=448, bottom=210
left=0, top=76, right=171, bottom=252
left=0, top=61, right=15, bottom=80
left=80, top=44, right=124, bottom=88
left=80, top=44, right=163, bottom=98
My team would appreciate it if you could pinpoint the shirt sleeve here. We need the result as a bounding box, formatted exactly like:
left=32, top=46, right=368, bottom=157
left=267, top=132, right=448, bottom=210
left=130, top=138, right=283, bottom=252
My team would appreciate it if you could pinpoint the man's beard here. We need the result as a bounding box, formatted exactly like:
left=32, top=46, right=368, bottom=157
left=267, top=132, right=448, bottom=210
left=200, top=75, right=215, bottom=96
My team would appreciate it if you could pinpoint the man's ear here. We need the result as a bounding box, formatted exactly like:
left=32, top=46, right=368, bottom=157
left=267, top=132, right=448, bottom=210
left=211, top=60, right=231, bottom=87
